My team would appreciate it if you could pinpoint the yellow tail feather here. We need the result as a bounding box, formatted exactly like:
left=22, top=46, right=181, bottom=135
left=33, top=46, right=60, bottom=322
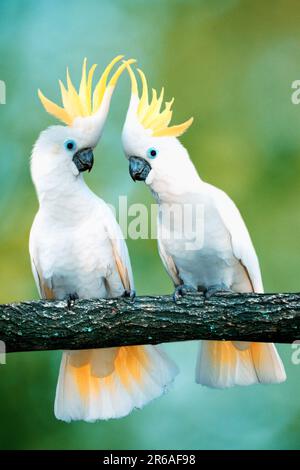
left=196, top=340, right=286, bottom=388
left=55, top=345, right=178, bottom=422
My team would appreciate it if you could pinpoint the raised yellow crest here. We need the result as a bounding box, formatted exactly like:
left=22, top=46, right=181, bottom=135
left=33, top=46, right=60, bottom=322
left=126, top=64, right=193, bottom=137
left=38, top=55, right=135, bottom=125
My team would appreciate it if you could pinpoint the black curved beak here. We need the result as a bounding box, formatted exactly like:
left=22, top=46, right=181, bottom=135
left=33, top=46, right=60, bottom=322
left=129, top=156, right=151, bottom=182
left=72, top=148, right=94, bottom=173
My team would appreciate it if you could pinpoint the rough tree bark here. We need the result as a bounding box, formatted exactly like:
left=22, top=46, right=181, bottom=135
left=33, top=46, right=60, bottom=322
left=0, top=293, right=299, bottom=353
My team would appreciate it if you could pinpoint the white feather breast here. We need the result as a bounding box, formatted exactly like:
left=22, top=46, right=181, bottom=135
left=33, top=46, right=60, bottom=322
left=30, top=202, right=125, bottom=300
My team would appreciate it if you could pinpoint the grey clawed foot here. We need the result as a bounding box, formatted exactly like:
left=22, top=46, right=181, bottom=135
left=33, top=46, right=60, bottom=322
left=204, top=284, right=232, bottom=299
left=122, top=289, right=136, bottom=301
left=173, top=284, right=197, bottom=302
left=67, top=292, right=79, bottom=309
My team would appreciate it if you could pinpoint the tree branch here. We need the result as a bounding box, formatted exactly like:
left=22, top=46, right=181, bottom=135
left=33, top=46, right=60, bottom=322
left=0, top=293, right=299, bottom=353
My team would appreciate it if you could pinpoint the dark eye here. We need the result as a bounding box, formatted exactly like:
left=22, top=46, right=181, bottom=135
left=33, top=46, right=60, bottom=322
left=64, top=139, right=76, bottom=151
left=147, top=147, right=158, bottom=159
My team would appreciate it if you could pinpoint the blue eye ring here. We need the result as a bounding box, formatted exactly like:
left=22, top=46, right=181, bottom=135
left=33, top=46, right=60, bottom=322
left=64, top=139, right=76, bottom=152
left=147, top=147, right=158, bottom=159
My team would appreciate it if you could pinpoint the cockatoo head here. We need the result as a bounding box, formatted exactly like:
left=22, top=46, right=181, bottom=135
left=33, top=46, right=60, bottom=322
left=121, top=64, right=195, bottom=195
left=31, top=56, right=134, bottom=194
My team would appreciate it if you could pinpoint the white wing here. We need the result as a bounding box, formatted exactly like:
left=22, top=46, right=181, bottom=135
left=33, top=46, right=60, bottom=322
left=101, top=202, right=135, bottom=292
left=157, top=237, right=181, bottom=286
left=207, top=183, right=264, bottom=293
left=29, top=213, right=55, bottom=299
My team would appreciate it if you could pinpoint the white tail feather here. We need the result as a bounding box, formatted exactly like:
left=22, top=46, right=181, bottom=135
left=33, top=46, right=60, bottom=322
left=196, top=340, right=286, bottom=388
left=250, top=342, right=286, bottom=384
left=55, top=345, right=179, bottom=422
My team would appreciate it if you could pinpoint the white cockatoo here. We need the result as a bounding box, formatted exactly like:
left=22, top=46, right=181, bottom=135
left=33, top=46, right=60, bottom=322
left=121, top=64, right=286, bottom=388
left=29, top=56, right=178, bottom=422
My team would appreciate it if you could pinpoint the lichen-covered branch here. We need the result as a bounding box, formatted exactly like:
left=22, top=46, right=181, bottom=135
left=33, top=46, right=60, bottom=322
left=0, top=293, right=299, bottom=353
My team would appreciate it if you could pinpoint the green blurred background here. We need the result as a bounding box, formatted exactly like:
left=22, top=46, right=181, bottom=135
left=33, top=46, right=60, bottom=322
left=0, top=0, right=300, bottom=450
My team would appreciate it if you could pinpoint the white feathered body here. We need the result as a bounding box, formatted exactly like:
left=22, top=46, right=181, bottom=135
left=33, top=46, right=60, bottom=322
left=121, top=68, right=286, bottom=389
left=30, top=189, right=125, bottom=301
left=30, top=128, right=178, bottom=422
left=142, top=141, right=285, bottom=388
left=158, top=185, right=256, bottom=294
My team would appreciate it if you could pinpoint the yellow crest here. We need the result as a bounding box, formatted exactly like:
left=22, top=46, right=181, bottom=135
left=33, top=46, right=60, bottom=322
left=38, top=55, right=135, bottom=125
left=126, top=64, right=193, bottom=137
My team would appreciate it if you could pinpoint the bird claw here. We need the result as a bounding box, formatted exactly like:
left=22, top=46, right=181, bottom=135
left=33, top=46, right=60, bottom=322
left=173, top=284, right=197, bottom=302
left=66, top=293, right=79, bottom=309
left=204, top=284, right=232, bottom=299
left=122, top=289, right=136, bottom=302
